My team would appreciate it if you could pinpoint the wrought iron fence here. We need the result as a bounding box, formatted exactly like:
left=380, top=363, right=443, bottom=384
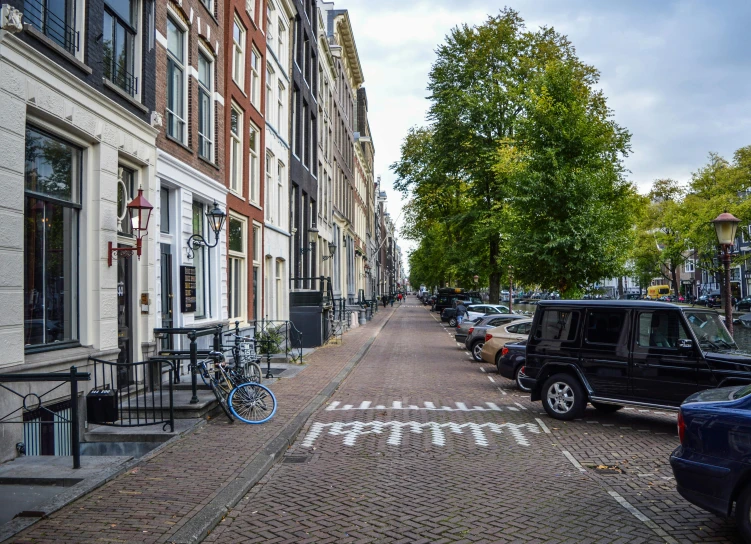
left=252, top=319, right=303, bottom=377
left=87, top=357, right=176, bottom=432
left=23, top=0, right=79, bottom=55
left=0, top=367, right=89, bottom=469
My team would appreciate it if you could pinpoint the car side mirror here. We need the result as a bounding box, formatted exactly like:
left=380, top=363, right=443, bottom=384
left=678, top=339, right=693, bottom=352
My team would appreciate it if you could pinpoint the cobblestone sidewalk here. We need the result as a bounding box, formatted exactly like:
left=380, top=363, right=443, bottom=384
left=10, top=307, right=396, bottom=544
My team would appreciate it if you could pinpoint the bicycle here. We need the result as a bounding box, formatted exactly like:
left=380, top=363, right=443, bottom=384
left=197, top=351, right=277, bottom=424
left=223, top=332, right=263, bottom=384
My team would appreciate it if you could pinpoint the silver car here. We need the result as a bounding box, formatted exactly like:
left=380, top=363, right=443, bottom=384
left=461, top=314, right=525, bottom=361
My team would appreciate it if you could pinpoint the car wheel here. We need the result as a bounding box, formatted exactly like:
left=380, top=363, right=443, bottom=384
left=736, top=483, right=751, bottom=542
left=471, top=341, right=484, bottom=361
left=541, top=373, right=586, bottom=421
left=514, top=365, right=532, bottom=392
left=449, top=318, right=457, bottom=327
left=591, top=402, right=623, bottom=413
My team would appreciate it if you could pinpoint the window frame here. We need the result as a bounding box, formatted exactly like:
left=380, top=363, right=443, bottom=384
left=533, top=309, right=581, bottom=343
left=103, top=0, right=141, bottom=98
left=229, top=103, right=243, bottom=195
left=197, top=47, right=214, bottom=162
left=227, top=213, right=248, bottom=323
left=249, top=121, right=261, bottom=204
left=583, top=309, right=627, bottom=346
left=265, top=149, right=274, bottom=223
left=166, top=14, right=188, bottom=143
left=232, top=17, right=246, bottom=89
left=250, top=46, right=262, bottom=110
left=266, top=63, right=275, bottom=122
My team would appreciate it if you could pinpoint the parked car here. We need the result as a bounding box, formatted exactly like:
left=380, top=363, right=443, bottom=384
left=497, top=340, right=529, bottom=391
left=465, top=304, right=511, bottom=321
left=670, top=384, right=751, bottom=541
left=461, top=314, right=524, bottom=360
left=521, top=300, right=751, bottom=421
left=480, top=319, right=534, bottom=366
left=441, top=297, right=482, bottom=326
left=736, top=297, right=751, bottom=312
left=454, top=316, right=484, bottom=344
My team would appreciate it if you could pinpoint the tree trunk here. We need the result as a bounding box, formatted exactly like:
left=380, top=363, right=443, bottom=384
left=617, top=277, right=624, bottom=298
left=671, top=266, right=679, bottom=298
left=488, top=238, right=500, bottom=304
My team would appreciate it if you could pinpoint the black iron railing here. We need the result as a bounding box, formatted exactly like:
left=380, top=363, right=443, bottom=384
left=23, top=0, right=79, bottom=55
left=0, top=367, right=90, bottom=469
left=88, top=357, right=176, bottom=432
left=107, top=63, right=138, bottom=97
left=252, top=319, right=303, bottom=377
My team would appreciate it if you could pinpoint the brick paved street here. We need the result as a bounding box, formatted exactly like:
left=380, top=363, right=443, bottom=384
left=10, top=307, right=396, bottom=544
left=206, top=299, right=744, bottom=543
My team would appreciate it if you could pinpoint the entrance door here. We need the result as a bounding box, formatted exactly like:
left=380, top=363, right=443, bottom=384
left=117, top=248, right=134, bottom=388
left=160, top=243, right=174, bottom=350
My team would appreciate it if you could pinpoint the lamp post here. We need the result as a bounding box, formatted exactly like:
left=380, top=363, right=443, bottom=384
left=508, top=265, right=514, bottom=313
left=322, top=241, right=337, bottom=261
left=186, top=201, right=227, bottom=258
left=711, top=211, right=740, bottom=336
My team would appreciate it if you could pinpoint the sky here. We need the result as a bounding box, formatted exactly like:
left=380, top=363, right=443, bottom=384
left=340, top=0, right=751, bottom=272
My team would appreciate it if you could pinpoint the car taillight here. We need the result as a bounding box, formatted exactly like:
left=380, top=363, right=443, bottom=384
left=677, top=411, right=686, bottom=444
left=468, top=328, right=474, bottom=334
left=501, top=347, right=509, bottom=357
left=485, top=334, right=492, bottom=342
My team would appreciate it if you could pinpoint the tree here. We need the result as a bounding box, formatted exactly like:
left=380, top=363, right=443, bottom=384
left=500, top=57, right=636, bottom=297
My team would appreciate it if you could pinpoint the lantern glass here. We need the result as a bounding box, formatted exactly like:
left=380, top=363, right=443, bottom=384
left=328, top=241, right=337, bottom=256
left=712, top=212, right=740, bottom=246
left=126, top=188, right=153, bottom=235
left=206, top=202, right=226, bottom=238
left=308, top=228, right=319, bottom=246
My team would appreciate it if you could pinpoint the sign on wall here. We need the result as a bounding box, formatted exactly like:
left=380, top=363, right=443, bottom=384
left=181, top=266, right=197, bottom=313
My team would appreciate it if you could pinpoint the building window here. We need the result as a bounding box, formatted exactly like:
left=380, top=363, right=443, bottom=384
left=685, top=258, right=695, bottom=274
left=277, top=82, right=285, bottom=131
left=192, top=202, right=207, bottom=318
left=230, top=105, right=243, bottom=194
left=228, top=215, right=247, bottom=322
left=278, top=19, right=285, bottom=63
left=246, top=0, right=254, bottom=19
left=250, top=47, right=261, bottom=109
left=302, top=101, right=308, bottom=168
left=266, top=64, right=274, bottom=121
left=292, top=87, right=299, bottom=157
left=24, top=125, right=81, bottom=348
left=160, top=187, right=170, bottom=234
left=232, top=18, right=245, bottom=88
left=200, top=0, right=211, bottom=13
left=24, top=0, right=78, bottom=55
left=117, top=166, right=135, bottom=235
left=266, top=2, right=274, bottom=45
left=166, top=16, right=186, bottom=142
left=277, top=161, right=284, bottom=229
left=103, top=0, right=138, bottom=96
left=198, top=51, right=213, bottom=161
left=265, top=150, right=274, bottom=222
left=249, top=123, right=260, bottom=203
left=252, top=225, right=261, bottom=320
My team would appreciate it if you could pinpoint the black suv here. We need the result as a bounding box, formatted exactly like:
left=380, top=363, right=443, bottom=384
left=520, top=300, right=751, bottom=420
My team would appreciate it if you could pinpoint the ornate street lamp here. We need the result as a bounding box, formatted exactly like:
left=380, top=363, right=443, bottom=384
left=711, top=211, right=740, bottom=335
left=323, top=241, right=337, bottom=261
left=186, top=201, right=226, bottom=258
left=300, top=227, right=318, bottom=254
left=108, top=187, right=154, bottom=266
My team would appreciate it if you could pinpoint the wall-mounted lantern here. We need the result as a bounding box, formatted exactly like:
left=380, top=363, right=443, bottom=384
left=108, top=187, right=154, bottom=266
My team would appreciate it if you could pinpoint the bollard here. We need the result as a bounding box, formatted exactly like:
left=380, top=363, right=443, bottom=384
left=359, top=309, right=367, bottom=325
left=189, top=331, right=199, bottom=404
left=70, top=366, right=81, bottom=469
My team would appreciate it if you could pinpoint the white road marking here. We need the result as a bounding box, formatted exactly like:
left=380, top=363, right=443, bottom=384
left=514, top=402, right=527, bottom=411
left=324, top=401, right=517, bottom=412
left=562, top=450, right=587, bottom=473
left=497, top=387, right=507, bottom=396
left=465, top=352, right=471, bottom=357
left=480, top=367, right=486, bottom=373
left=607, top=490, right=679, bottom=544
left=487, top=376, right=495, bottom=383
left=535, top=418, right=551, bottom=434
left=301, top=421, right=542, bottom=448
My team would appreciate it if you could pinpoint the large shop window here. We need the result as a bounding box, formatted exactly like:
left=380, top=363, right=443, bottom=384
left=192, top=202, right=207, bottom=318
left=24, top=126, right=81, bottom=349
left=166, top=16, right=186, bottom=142
left=103, top=0, right=138, bottom=97
left=227, top=216, right=247, bottom=322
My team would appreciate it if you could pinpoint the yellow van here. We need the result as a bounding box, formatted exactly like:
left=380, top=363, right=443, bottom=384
left=647, top=285, right=671, bottom=299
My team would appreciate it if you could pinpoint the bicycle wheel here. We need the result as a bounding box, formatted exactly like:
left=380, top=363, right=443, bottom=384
left=228, top=383, right=277, bottom=424
left=211, top=379, right=234, bottom=422
left=244, top=362, right=262, bottom=383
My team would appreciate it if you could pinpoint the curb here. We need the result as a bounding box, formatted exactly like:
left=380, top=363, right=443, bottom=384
left=168, top=308, right=396, bottom=544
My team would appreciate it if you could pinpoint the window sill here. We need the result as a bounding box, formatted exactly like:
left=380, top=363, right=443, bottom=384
left=24, top=25, right=92, bottom=75
left=198, top=155, right=219, bottom=170
left=103, top=79, right=148, bottom=113
left=198, top=2, right=219, bottom=25
left=232, top=81, right=247, bottom=97
left=228, top=189, right=245, bottom=201
left=166, top=134, right=193, bottom=153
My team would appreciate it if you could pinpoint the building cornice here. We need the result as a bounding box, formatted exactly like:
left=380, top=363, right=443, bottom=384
left=331, top=11, right=364, bottom=87
left=157, top=149, right=228, bottom=199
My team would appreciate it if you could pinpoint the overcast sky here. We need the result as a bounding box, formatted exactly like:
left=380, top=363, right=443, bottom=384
left=341, top=0, right=751, bottom=268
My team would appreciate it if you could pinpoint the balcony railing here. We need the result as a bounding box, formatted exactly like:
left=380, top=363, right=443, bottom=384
left=107, top=63, right=139, bottom=98
left=23, top=0, right=79, bottom=56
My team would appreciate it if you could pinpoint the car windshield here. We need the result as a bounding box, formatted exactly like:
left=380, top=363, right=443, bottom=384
left=683, top=310, right=736, bottom=351
left=733, top=384, right=751, bottom=400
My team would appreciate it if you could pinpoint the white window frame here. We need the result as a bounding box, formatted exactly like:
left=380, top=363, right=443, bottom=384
left=277, top=81, right=285, bottom=134
left=252, top=223, right=262, bottom=320
left=232, top=17, right=246, bottom=89
left=197, top=46, right=214, bottom=162
left=265, top=149, right=274, bottom=223
left=277, top=18, right=286, bottom=65
left=277, top=160, right=285, bottom=230
left=266, top=2, right=274, bottom=45
left=230, top=103, right=243, bottom=194
left=249, top=122, right=260, bottom=204
left=166, top=13, right=188, bottom=143
left=266, top=63, right=275, bottom=121
left=228, top=213, right=248, bottom=323
left=250, top=46, right=262, bottom=110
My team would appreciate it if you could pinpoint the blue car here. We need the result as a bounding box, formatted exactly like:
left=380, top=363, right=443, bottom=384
left=670, top=384, right=751, bottom=541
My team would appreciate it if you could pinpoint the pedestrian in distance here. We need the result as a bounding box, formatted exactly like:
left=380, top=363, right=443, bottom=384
left=390, top=296, right=395, bottom=307
left=382, top=296, right=388, bottom=309
left=456, top=301, right=467, bottom=325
